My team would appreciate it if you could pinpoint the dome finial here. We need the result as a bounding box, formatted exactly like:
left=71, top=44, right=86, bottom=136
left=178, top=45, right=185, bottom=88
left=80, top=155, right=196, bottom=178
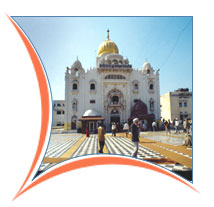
left=107, top=29, right=110, bottom=40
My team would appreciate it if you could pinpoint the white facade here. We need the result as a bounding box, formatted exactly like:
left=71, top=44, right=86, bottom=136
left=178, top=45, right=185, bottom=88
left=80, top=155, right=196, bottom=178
left=63, top=31, right=160, bottom=131
left=52, top=100, right=65, bottom=126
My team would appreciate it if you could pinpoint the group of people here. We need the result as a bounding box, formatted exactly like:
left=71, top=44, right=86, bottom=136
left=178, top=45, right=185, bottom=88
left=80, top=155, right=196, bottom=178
left=162, top=118, right=192, bottom=146
left=97, top=118, right=141, bottom=157
left=111, top=122, right=130, bottom=137
left=161, top=118, right=192, bottom=135
left=95, top=116, right=193, bottom=157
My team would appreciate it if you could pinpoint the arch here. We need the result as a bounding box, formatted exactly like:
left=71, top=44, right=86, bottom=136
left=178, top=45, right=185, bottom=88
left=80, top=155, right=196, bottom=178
left=72, top=99, right=78, bottom=111
left=132, top=80, right=139, bottom=91
left=72, top=80, right=79, bottom=91
left=112, top=96, right=119, bottom=104
left=149, top=98, right=155, bottom=111
left=148, top=81, right=154, bottom=91
left=107, top=60, right=111, bottom=64
left=71, top=115, right=78, bottom=129
left=107, top=88, right=124, bottom=105
left=134, top=83, right=139, bottom=89
left=73, top=83, right=78, bottom=90
left=90, top=83, right=95, bottom=90
left=112, top=59, right=118, bottom=64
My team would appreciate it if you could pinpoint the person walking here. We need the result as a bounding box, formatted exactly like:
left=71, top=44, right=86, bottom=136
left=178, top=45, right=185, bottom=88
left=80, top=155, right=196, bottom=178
left=112, top=122, right=117, bottom=137
left=123, top=122, right=129, bottom=137
left=175, top=118, right=180, bottom=134
left=152, top=121, right=157, bottom=131
left=86, top=124, right=90, bottom=137
left=183, top=119, right=187, bottom=133
left=186, top=118, right=190, bottom=134
left=98, top=123, right=105, bottom=153
left=131, top=118, right=140, bottom=158
left=164, top=120, right=171, bottom=134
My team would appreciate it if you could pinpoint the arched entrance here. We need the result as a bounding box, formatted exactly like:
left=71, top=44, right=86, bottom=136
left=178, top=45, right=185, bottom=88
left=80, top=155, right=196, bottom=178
left=110, top=109, right=120, bottom=125
left=128, top=99, right=154, bottom=130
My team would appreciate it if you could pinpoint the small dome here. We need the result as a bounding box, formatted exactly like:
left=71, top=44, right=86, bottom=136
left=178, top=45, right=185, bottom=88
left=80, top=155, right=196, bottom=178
left=72, top=58, right=82, bottom=69
left=98, top=30, right=119, bottom=57
left=83, top=109, right=101, bottom=117
left=142, top=61, right=151, bottom=70
left=132, top=100, right=148, bottom=115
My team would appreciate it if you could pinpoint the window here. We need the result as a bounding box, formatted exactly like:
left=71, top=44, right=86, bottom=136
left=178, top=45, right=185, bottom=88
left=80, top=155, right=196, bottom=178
left=179, top=102, right=182, bottom=107
left=73, top=83, right=78, bottom=90
left=149, top=99, right=154, bottom=111
left=149, top=84, right=153, bottom=90
left=72, top=103, right=77, bottom=111
left=134, top=83, right=138, bottom=90
left=57, top=103, right=61, bottom=107
left=72, top=103, right=76, bottom=110
left=74, top=68, right=79, bottom=77
left=184, top=102, right=187, bottom=107
left=112, top=96, right=119, bottom=104
left=90, top=83, right=95, bottom=90
left=90, top=100, right=96, bottom=104
left=57, top=111, right=61, bottom=115
left=72, top=99, right=78, bottom=111
left=57, top=122, right=62, bottom=126
left=132, top=80, right=139, bottom=91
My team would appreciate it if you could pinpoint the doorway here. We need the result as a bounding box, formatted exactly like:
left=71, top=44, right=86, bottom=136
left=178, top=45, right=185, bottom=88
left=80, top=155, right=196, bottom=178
left=110, top=116, right=120, bottom=125
left=89, top=122, right=94, bottom=133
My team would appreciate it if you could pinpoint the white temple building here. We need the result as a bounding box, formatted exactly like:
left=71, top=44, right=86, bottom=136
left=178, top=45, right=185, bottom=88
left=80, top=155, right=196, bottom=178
left=60, top=30, right=160, bottom=133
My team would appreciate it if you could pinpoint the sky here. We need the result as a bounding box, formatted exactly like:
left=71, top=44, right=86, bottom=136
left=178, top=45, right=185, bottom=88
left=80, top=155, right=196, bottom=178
left=12, top=16, right=192, bottom=100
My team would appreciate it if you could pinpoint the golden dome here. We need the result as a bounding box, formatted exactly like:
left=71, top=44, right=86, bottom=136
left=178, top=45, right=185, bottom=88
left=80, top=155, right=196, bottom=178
left=97, top=30, right=119, bottom=57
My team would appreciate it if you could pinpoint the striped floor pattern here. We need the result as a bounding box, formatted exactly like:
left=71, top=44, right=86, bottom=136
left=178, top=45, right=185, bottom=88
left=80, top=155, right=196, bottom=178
left=38, top=134, right=191, bottom=172
left=105, top=136, right=165, bottom=159
left=39, top=134, right=83, bottom=171
left=71, top=135, right=98, bottom=158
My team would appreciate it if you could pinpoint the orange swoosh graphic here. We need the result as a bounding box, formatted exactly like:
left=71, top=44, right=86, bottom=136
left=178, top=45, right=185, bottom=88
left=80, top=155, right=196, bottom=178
left=7, top=15, right=50, bottom=200
left=7, top=15, right=198, bottom=201
left=14, top=156, right=198, bottom=199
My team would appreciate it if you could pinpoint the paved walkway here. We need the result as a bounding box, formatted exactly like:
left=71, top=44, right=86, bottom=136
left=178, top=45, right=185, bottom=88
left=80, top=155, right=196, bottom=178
left=38, top=132, right=192, bottom=174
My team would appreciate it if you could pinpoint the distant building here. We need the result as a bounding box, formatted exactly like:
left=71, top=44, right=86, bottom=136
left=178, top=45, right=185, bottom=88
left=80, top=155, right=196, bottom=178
left=160, top=88, right=192, bottom=122
left=52, top=100, right=65, bottom=126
